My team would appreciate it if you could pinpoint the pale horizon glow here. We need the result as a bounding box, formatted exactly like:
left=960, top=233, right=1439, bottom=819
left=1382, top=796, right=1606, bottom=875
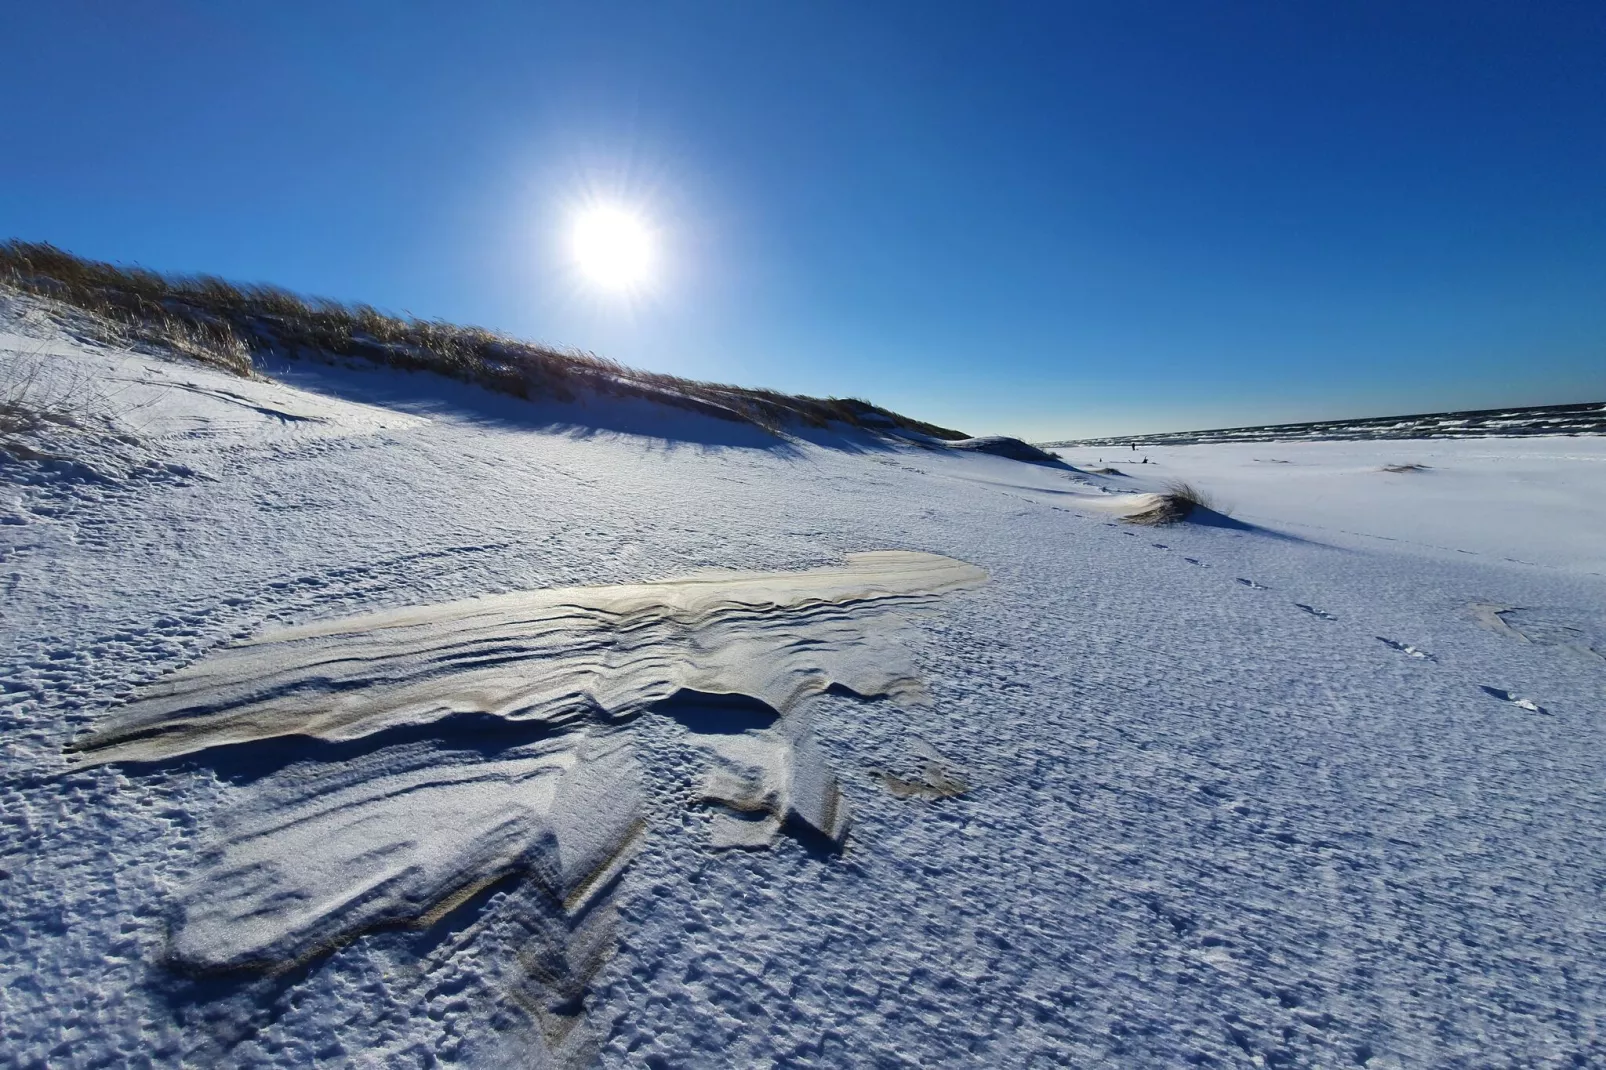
left=569, top=205, right=656, bottom=292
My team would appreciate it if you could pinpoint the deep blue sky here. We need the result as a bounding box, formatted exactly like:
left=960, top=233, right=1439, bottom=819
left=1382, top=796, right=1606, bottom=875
left=3, top=2, right=1602, bottom=438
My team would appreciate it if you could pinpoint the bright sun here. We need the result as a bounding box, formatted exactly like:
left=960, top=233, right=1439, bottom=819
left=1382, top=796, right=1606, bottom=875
left=569, top=205, right=655, bottom=291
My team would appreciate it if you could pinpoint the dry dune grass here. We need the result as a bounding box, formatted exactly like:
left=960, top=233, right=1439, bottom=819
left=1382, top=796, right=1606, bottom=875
left=1, top=240, right=966, bottom=440
left=1122, top=480, right=1221, bottom=526
left=1, top=343, right=93, bottom=458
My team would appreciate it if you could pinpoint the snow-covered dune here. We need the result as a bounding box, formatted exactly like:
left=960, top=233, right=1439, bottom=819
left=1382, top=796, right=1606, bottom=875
left=4, top=311, right=1604, bottom=1066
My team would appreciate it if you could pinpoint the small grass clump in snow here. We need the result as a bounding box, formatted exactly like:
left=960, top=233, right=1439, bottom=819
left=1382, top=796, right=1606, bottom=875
left=1122, top=480, right=1222, bottom=526
left=1, top=346, right=90, bottom=458
left=0, top=240, right=968, bottom=441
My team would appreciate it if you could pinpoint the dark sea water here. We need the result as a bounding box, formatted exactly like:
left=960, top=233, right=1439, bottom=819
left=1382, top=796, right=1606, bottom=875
left=1041, top=400, right=1606, bottom=448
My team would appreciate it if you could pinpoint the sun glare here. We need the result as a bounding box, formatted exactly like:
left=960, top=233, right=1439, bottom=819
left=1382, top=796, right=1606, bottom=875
left=569, top=205, right=655, bottom=291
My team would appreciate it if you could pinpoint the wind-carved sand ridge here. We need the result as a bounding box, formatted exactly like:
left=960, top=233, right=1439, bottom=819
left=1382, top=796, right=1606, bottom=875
left=72, top=551, right=987, bottom=980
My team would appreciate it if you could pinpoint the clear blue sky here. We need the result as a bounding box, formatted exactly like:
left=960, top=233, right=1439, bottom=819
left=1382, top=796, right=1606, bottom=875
left=3, top=2, right=1602, bottom=438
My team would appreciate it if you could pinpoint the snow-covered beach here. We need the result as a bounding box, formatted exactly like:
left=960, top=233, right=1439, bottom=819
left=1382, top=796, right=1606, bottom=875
left=4, top=311, right=1603, bottom=1067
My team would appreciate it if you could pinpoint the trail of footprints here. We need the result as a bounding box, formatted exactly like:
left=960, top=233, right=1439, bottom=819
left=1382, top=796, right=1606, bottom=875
left=1110, top=525, right=1553, bottom=717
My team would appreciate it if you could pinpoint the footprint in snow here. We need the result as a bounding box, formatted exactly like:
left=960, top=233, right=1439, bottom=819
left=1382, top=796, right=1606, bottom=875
left=1236, top=578, right=1269, bottom=590
left=1294, top=603, right=1337, bottom=621
left=869, top=738, right=969, bottom=801
left=1376, top=636, right=1435, bottom=661
left=1479, top=686, right=1548, bottom=714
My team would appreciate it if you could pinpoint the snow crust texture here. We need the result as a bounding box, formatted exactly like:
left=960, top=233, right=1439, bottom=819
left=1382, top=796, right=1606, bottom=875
left=173, top=733, right=642, bottom=975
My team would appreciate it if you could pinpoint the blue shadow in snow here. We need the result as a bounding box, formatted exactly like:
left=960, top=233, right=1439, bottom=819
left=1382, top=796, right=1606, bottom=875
left=649, top=689, right=779, bottom=734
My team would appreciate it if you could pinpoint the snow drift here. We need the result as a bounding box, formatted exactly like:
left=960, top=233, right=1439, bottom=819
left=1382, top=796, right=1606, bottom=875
left=71, top=551, right=986, bottom=974
left=73, top=551, right=987, bottom=765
